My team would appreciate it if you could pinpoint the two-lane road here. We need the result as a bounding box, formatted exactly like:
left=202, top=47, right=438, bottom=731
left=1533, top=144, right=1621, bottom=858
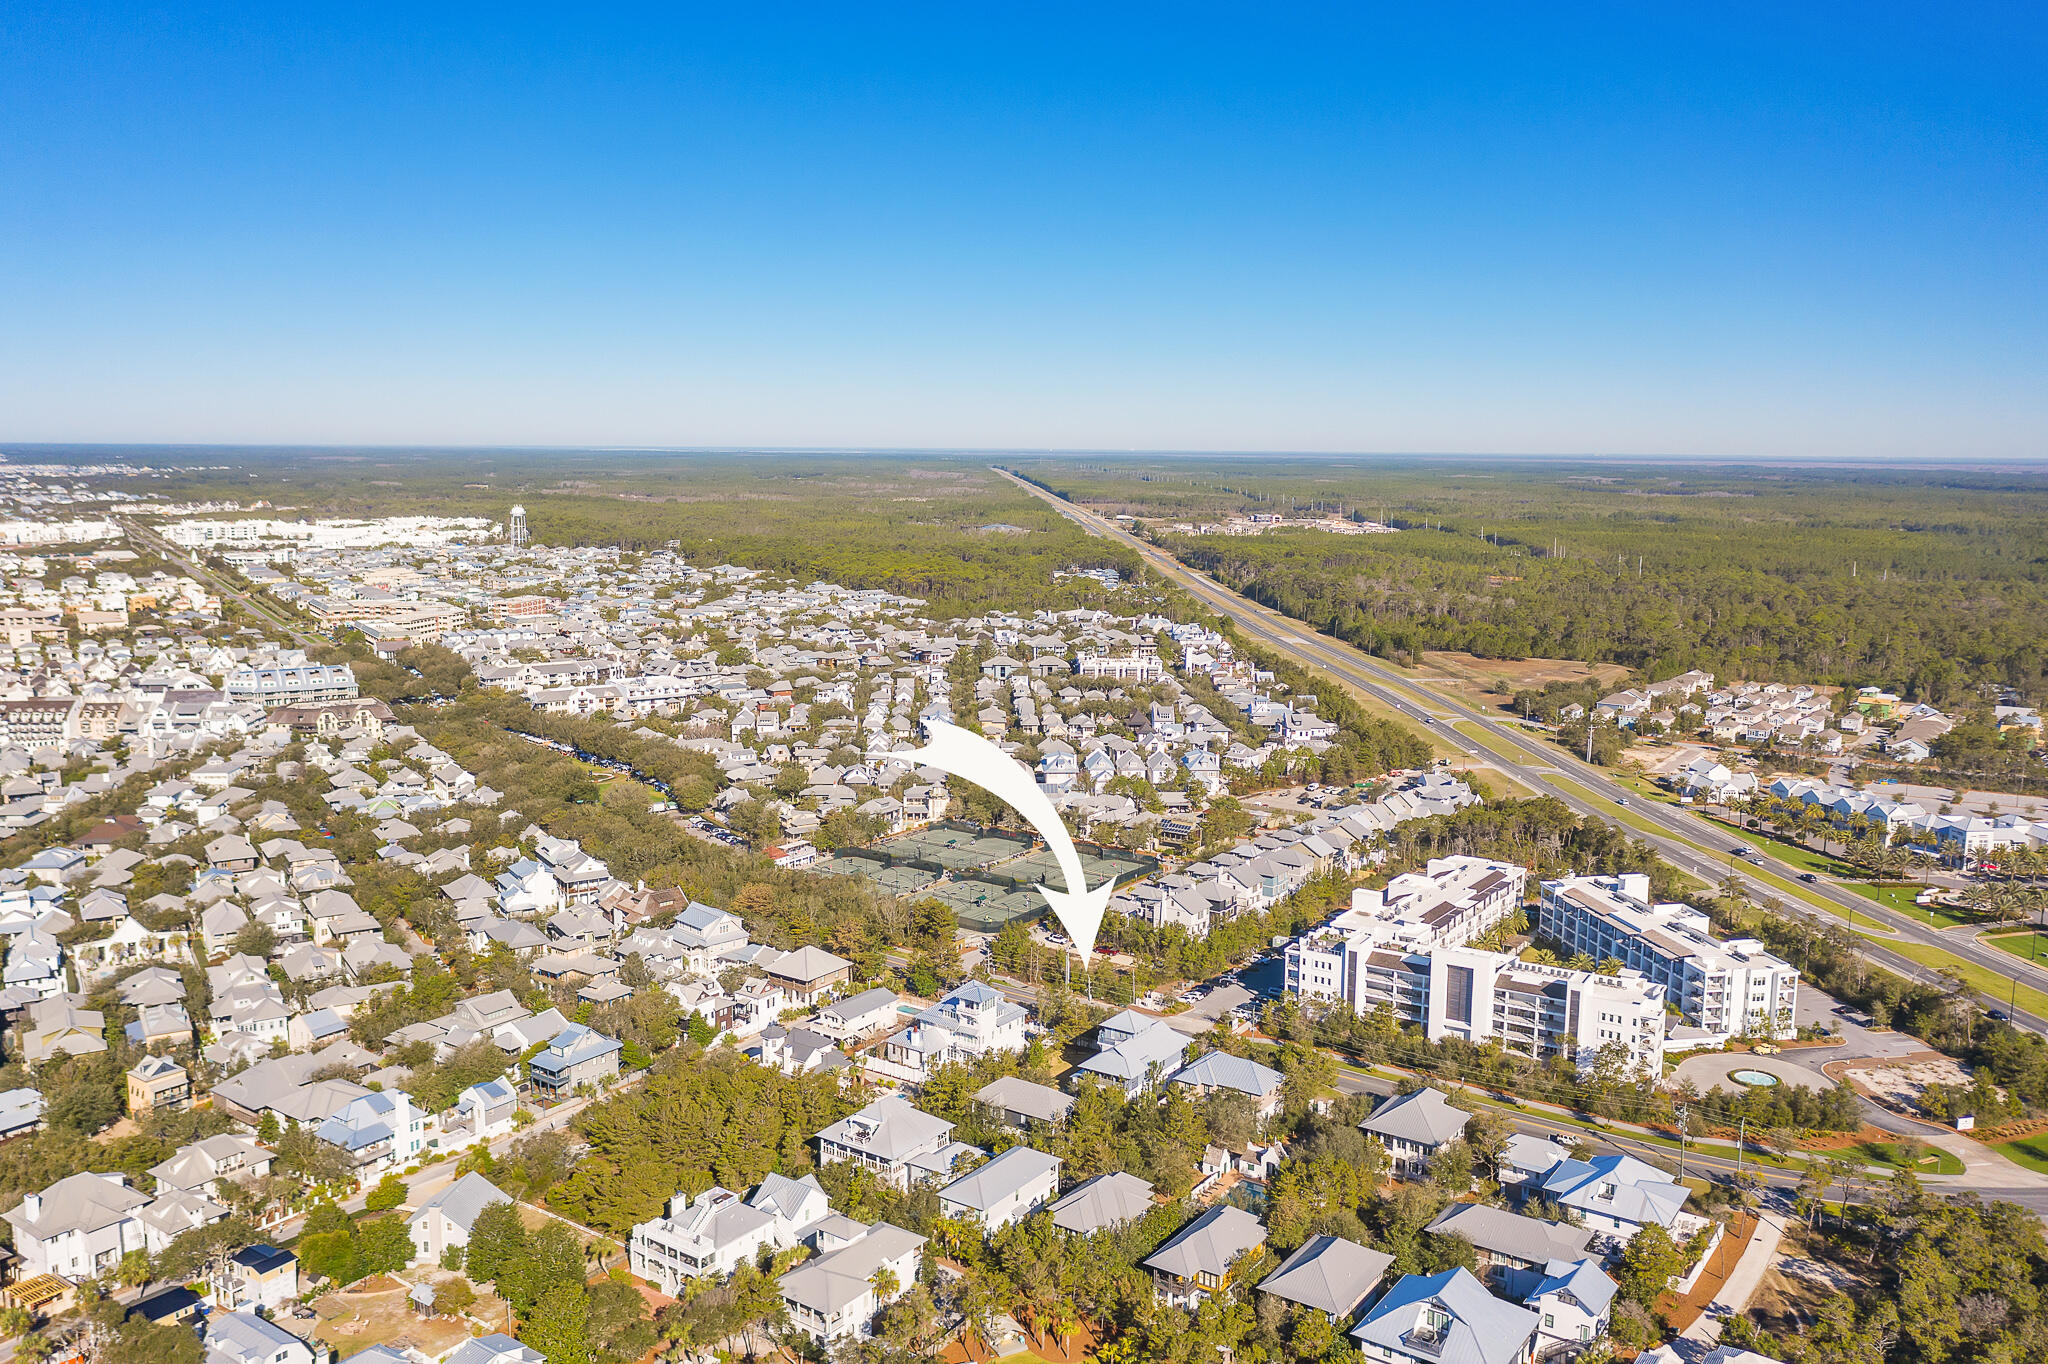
left=999, top=468, right=2048, bottom=1034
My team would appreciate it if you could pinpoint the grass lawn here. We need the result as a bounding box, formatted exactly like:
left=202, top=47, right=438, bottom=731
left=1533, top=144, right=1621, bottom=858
left=1712, top=820, right=1860, bottom=879
left=1452, top=719, right=1549, bottom=768
left=1992, top=1134, right=2048, bottom=1176
left=1842, top=1141, right=1964, bottom=1175
left=1880, top=937, right=2048, bottom=1018
left=1846, top=880, right=1985, bottom=930
left=1983, top=929, right=2048, bottom=967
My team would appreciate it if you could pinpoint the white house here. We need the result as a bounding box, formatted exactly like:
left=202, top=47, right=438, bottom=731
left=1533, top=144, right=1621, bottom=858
left=408, top=1173, right=512, bottom=1265
left=1358, top=1088, right=1470, bottom=1178
left=936, top=1146, right=1061, bottom=1231
left=778, top=1221, right=926, bottom=1342
left=3, top=1172, right=150, bottom=1279
left=629, top=1174, right=829, bottom=1293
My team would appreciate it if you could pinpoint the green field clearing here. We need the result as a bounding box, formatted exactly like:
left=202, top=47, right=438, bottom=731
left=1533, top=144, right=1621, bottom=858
left=1842, top=1141, right=1964, bottom=1175
left=1878, top=938, right=2048, bottom=1017
left=1983, top=929, right=2048, bottom=966
left=1713, top=820, right=1860, bottom=878
left=1991, top=1135, right=2048, bottom=1176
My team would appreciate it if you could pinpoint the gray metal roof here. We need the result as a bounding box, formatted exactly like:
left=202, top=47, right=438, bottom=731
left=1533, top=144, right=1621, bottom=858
left=1047, top=1171, right=1156, bottom=1235
left=938, top=1146, right=1060, bottom=1213
left=1425, top=1203, right=1595, bottom=1265
left=1142, top=1204, right=1265, bottom=1280
left=1358, top=1087, right=1469, bottom=1148
left=1258, top=1234, right=1393, bottom=1318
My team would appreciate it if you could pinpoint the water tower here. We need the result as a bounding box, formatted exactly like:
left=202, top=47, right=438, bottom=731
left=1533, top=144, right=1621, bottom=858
left=509, top=504, right=528, bottom=548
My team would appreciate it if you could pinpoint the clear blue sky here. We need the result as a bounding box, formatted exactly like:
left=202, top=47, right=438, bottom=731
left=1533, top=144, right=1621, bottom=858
left=2, top=3, right=2043, bottom=457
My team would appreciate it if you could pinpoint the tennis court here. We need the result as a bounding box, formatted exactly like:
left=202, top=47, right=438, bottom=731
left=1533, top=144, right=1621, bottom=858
left=884, top=825, right=1035, bottom=870
left=1002, top=847, right=1150, bottom=889
left=926, top=877, right=1046, bottom=931
left=812, top=856, right=938, bottom=896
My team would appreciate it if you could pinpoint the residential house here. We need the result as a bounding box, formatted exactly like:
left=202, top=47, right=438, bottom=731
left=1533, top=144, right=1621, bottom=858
left=1144, top=1204, right=1266, bottom=1307
left=446, top=1077, right=520, bottom=1145
left=1169, top=1051, right=1287, bottom=1118
left=1503, top=1257, right=1618, bottom=1358
left=629, top=1173, right=830, bottom=1293
left=408, top=1173, right=512, bottom=1265
left=315, top=1090, right=428, bottom=1179
left=1258, top=1234, right=1393, bottom=1321
left=223, top=1244, right=300, bottom=1313
left=936, top=1147, right=1061, bottom=1231
left=1048, top=1172, right=1156, bottom=1236
left=3, top=1172, right=150, bottom=1279
left=442, top=1336, right=545, bottom=1364
left=883, top=981, right=1029, bottom=1077
left=205, top=1311, right=318, bottom=1364
left=973, top=1075, right=1076, bottom=1129
left=813, top=987, right=902, bottom=1042
left=764, top=946, right=855, bottom=1006
left=150, top=1135, right=274, bottom=1195
left=1534, top=1154, right=1689, bottom=1241
left=1424, top=1204, right=1597, bottom=1276
left=1068, top=1018, right=1190, bottom=1097
left=1350, top=1268, right=1539, bottom=1364
left=816, top=1096, right=975, bottom=1190
left=778, top=1221, right=926, bottom=1342
left=526, top=1023, right=622, bottom=1100
left=1359, top=1088, right=1470, bottom=1178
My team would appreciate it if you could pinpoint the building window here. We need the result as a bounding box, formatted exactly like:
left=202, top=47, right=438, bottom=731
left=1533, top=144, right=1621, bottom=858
left=1444, top=965, right=1474, bottom=1026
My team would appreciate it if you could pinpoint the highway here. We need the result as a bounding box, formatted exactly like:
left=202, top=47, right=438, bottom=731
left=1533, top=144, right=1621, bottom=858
left=118, top=515, right=323, bottom=647
left=997, top=468, right=2048, bottom=1035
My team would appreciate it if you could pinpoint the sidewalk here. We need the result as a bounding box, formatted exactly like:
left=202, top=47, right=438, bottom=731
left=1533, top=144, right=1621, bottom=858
left=1681, top=1208, right=1786, bottom=1344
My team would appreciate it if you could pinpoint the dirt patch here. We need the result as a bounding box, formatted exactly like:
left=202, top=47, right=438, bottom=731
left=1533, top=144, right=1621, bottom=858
left=1795, top=1125, right=1905, bottom=1151
left=1835, top=1053, right=1980, bottom=1114
left=313, top=1278, right=473, bottom=1358
left=1745, top=1225, right=1871, bottom=1335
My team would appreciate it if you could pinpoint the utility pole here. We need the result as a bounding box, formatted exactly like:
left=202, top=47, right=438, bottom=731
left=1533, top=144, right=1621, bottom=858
left=1676, top=1105, right=1688, bottom=1182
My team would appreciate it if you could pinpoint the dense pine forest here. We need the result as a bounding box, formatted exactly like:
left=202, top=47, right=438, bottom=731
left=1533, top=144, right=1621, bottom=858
left=1014, top=457, right=2048, bottom=701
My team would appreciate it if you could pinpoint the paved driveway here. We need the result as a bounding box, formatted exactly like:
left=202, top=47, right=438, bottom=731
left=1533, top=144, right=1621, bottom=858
left=1671, top=1053, right=1816, bottom=1094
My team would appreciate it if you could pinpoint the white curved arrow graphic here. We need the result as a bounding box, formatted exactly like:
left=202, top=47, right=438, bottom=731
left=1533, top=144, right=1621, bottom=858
left=894, top=720, right=1115, bottom=960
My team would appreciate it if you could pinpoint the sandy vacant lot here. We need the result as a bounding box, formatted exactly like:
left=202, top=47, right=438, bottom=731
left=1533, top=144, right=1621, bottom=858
left=1848, top=1055, right=1980, bottom=1112
left=312, top=1276, right=473, bottom=1359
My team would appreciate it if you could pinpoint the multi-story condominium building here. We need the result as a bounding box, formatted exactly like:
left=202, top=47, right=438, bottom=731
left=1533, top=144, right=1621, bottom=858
left=223, top=664, right=359, bottom=707
left=1283, top=858, right=1663, bottom=1074
left=0, top=698, right=74, bottom=749
left=1537, top=874, right=1798, bottom=1041
left=1074, top=642, right=1166, bottom=683
left=1285, top=856, right=1528, bottom=998
left=1429, top=948, right=1665, bottom=1077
